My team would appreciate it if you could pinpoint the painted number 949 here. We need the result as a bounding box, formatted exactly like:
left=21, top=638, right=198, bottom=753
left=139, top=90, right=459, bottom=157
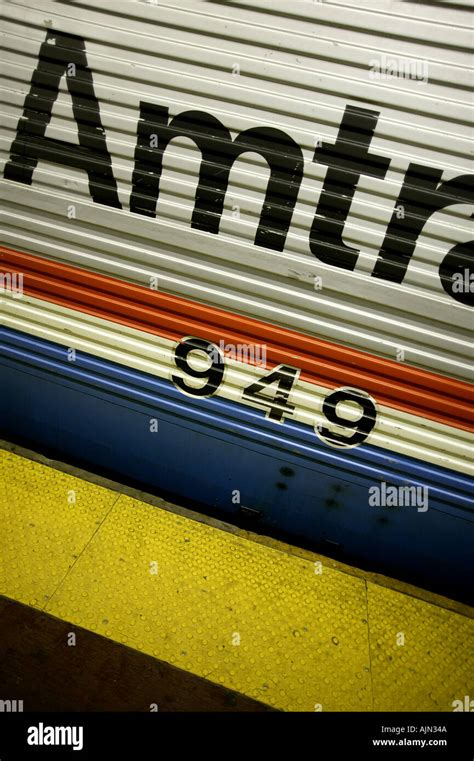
left=171, top=337, right=377, bottom=449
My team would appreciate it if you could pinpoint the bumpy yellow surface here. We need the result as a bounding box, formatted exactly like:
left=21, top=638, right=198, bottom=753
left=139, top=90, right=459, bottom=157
left=1, top=449, right=472, bottom=711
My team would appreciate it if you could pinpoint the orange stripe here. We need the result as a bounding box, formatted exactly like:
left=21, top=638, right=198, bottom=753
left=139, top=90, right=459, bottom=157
left=1, top=246, right=472, bottom=431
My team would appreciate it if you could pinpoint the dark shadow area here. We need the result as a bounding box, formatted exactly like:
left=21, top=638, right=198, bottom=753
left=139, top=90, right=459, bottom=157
left=0, top=596, right=275, bottom=712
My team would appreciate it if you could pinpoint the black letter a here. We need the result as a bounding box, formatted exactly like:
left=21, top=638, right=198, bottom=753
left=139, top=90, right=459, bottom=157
left=4, top=29, right=121, bottom=208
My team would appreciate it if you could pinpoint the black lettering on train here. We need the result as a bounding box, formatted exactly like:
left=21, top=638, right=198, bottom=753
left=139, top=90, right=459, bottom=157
left=4, top=29, right=473, bottom=304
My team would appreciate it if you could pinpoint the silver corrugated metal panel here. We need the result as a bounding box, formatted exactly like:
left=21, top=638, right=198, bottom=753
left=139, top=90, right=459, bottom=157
left=1, top=0, right=472, bottom=380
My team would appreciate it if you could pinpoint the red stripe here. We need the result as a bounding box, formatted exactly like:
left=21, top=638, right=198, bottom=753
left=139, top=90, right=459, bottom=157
left=1, top=246, right=472, bottom=431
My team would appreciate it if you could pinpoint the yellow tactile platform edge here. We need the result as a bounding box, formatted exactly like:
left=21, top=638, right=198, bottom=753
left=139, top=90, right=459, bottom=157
left=1, top=448, right=473, bottom=712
